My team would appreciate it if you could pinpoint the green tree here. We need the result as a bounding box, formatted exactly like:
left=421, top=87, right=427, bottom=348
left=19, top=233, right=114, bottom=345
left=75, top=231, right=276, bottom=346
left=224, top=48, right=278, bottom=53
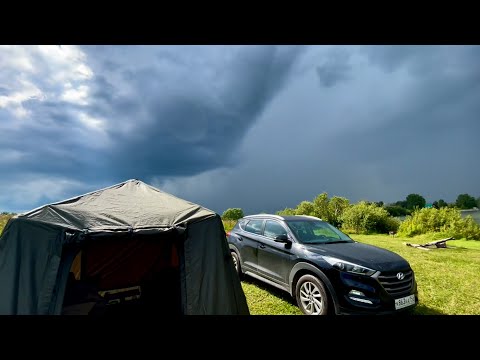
left=295, top=201, right=315, bottom=216
left=477, top=197, right=480, bottom=208
left=327, top=196, right=350, bottom=227
left=406, top=193, right=426, bottom=210
left=455, top=194, right=477, bottom=209
left=221, top=208, right=244, bottom=221
left=312, top=193, right=329, bottom=220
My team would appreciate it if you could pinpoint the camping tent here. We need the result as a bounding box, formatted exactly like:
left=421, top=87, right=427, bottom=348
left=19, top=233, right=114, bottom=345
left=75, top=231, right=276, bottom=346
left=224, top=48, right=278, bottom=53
left=0, top=179, right=249, bottom=315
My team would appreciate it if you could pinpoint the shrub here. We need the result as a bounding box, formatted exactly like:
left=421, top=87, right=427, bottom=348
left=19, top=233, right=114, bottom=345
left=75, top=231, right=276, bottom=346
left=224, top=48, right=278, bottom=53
left=326, top=196, right=350, bottom=227
left=221, top=208, right=244, bottom=221
left=340, top=201, right=397, bottom=234
left=295, top=201, right=316, bottom=216
left=398, top=207, right=480, bottom=240
left=382, top=216, right=401, bottom=233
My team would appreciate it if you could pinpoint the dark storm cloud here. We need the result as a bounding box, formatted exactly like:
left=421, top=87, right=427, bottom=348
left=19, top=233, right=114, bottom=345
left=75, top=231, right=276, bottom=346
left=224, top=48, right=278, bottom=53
left=362, top=45, right=428, bottom=72
left=315, top=49, right=352, bottom=87
left=154, top=45, right=480, bottom=214
left=1, top=45, right=479, bottom=215
left=0, top=45, right=306, bottom=211
left=80, top=45, right=306, bottom=181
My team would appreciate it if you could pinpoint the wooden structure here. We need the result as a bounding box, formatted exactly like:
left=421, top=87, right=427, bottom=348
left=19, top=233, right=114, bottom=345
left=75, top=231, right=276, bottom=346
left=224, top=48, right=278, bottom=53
left=405, top=237, right=455, bottom=250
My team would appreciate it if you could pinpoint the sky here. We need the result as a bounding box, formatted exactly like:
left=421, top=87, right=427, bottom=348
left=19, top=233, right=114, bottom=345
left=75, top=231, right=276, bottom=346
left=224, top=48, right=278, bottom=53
left=0, top=45, right=479, bottom=215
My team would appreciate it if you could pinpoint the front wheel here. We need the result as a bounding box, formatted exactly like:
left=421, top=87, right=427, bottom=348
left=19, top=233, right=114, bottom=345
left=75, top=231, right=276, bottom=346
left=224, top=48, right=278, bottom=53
left=295, top=274, right=329, bottom=315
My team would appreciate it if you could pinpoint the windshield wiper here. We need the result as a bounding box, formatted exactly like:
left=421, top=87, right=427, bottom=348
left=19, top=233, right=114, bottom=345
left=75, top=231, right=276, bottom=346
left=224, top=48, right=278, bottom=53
left=324, top=240, right=351, bottom=244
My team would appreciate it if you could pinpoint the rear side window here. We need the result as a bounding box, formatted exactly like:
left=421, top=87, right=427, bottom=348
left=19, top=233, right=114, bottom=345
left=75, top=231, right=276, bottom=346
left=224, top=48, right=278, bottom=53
left=244, top=219, right=264, bottom=235
left=233, top=220, right=243, bottom=231
left=236, top=219, right=248, bottom=231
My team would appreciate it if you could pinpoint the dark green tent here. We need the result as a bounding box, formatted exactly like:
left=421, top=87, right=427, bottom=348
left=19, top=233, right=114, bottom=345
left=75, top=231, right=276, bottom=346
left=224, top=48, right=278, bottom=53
left=0, top=179, right=249, bottom=315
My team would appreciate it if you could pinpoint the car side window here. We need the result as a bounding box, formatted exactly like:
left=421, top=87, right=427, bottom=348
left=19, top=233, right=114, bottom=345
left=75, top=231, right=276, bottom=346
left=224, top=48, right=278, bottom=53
left=244, top=219, right=264, bottom=235
left=237, top=220, right=247, bottom=231
left=264, top=220, right=288, bottom=239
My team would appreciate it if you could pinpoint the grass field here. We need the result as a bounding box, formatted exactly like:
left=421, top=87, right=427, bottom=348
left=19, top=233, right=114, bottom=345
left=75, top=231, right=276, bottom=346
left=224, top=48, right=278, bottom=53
left=237, top=232, right=480, bottom=315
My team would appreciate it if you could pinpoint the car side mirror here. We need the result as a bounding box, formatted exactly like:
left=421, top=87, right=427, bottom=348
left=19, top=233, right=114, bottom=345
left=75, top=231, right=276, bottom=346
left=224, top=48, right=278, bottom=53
left=274, top=234, right=291, bottom=244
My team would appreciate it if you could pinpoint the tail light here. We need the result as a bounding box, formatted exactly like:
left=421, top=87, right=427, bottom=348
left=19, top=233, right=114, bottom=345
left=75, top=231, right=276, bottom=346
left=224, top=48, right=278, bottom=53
left=226, top=231, right=231, bottom=237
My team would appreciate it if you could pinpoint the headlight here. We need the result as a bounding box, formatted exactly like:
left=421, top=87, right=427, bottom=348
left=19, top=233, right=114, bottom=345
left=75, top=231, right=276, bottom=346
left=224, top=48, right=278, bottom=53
left=323, top=256, right=376, bottom=276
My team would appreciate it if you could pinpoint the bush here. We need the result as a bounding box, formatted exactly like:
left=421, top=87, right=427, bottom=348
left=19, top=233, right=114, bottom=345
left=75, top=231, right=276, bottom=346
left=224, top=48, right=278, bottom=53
left=382, top=216, right=401, bottom=233
left=326, top=196, right=350, bottom=227
left=287, top=194, right=349, bottom=227
left=340, top=201, right=398, bottom=234
left=398, top=207, right=480, bottom=240
left=295, top=201, right=316, bottom=216
left=385, top=205, right=409, bottom=217
left=221, top=208, right=244, bottom=221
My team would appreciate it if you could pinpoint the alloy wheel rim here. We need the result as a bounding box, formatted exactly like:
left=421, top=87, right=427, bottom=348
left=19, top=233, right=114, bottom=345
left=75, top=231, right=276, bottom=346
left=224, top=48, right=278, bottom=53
left=299, top=281, right=323, bottom=315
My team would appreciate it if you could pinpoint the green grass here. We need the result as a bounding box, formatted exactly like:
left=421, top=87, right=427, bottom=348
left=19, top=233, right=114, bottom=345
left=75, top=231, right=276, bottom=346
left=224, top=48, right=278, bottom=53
left=0, top=214, right=12, bottom=234
left=351, top=234, right=480, bottom=315
left=241, top=278, right=302, bottom=315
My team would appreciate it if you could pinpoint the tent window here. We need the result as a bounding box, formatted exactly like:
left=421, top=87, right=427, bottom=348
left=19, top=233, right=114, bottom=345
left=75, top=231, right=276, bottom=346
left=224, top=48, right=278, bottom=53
left=61, top=232, right=182, bottom=315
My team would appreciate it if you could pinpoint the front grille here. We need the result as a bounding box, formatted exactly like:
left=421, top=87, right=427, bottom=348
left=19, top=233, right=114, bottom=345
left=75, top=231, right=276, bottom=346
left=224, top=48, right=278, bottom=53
left=377, top=270, right=413, bottom=296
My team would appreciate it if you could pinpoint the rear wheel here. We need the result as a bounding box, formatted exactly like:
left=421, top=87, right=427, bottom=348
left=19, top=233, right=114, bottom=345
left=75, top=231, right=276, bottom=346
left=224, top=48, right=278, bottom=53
left=231, top=251, right=242, bottom=278
left=295, top=274, right=329, bottom=315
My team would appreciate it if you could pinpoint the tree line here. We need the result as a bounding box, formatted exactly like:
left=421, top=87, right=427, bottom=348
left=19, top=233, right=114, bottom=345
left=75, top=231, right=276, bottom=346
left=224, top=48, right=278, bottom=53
left=221, top=192, right=480, bottom=240
left=385, top=193, right=479, bottom=217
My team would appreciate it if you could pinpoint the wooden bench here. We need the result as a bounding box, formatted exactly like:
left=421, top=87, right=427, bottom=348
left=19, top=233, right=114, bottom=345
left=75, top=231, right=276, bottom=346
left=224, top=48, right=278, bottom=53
left=405, top=237, right=455, bottom=250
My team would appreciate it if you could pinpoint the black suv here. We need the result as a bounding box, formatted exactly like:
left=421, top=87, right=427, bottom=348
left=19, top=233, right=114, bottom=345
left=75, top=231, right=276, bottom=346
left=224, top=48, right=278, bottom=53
left=227, top=214, right=418, bottom=315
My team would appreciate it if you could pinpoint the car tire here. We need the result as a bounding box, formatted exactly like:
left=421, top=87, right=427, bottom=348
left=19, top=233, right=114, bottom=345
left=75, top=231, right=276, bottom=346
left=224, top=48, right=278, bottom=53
left=231, top=251, right=242, bottom=279
left=295, top=274, right=329, bottom=315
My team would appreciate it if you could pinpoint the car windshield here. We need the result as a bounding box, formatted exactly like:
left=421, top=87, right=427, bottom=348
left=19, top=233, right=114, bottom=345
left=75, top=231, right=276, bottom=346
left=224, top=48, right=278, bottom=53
left=286, top=220, right=353, bottom=244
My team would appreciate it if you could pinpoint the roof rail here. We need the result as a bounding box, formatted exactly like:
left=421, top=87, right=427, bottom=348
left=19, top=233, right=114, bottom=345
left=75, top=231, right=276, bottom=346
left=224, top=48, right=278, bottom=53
left=245, top=214, right=285, bottom=221
left=295, top=215, right=322, bottom=221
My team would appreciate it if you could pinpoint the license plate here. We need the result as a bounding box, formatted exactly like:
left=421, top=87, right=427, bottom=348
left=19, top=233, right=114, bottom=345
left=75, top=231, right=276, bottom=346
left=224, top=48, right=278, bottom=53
left=395, top=294, right=416, bottom=310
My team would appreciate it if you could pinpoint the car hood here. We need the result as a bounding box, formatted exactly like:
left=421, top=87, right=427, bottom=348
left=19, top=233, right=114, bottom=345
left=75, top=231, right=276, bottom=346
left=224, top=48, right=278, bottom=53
left=303, top=242, right=410, bottom=272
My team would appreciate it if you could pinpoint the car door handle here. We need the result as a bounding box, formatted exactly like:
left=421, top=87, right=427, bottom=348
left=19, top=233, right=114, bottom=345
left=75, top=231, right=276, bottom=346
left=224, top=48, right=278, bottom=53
left=259, top=244, right=266, bottom=249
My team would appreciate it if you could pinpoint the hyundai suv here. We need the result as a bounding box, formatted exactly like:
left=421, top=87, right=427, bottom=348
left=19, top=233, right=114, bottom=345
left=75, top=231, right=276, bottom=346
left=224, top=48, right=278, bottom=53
left=227, top=214, right=418, bottom=315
